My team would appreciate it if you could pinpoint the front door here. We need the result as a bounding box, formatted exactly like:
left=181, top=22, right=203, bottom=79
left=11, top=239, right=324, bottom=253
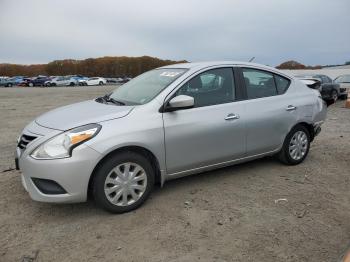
left=163, top=67, right=246, bottom=174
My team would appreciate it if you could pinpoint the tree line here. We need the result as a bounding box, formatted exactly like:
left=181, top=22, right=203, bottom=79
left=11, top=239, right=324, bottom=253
left=0, top=56, right=187, bottom=77
left=276, top=60, right=322, bottom=70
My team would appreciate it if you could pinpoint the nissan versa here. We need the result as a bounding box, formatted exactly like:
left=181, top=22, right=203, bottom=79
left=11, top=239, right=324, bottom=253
left=15, top=62, right=327, bottom=213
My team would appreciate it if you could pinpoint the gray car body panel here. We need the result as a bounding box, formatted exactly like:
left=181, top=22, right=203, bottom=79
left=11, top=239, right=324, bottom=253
left=17, top=61, right=327, bottom=203
left=35, top=100, right=134, bottom=130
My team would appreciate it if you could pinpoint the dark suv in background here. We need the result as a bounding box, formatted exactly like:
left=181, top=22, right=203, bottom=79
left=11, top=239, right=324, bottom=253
left=295, top=74, right=341, bottom=103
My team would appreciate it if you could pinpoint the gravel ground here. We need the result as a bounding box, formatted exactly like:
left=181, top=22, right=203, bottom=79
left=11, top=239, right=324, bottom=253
left=0, top=86, right=349, bottom=262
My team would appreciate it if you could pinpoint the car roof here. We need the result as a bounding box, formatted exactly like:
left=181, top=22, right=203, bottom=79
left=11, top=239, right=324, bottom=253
left=160, top=61, right=273, bottom=69
left=159, top=61, right=292, bottom=79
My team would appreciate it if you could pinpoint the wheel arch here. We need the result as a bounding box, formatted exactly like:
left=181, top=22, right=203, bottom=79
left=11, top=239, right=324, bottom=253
left=88, top=145, right=162, bottom=197
left=293, top=122, right=315, bottom=142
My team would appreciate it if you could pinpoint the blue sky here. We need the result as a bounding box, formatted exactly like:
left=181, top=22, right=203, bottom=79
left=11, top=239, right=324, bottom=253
left=0, top=0, right=349, bottom=66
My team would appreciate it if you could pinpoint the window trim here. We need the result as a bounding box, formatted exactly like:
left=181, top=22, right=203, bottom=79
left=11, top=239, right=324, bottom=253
left=239, top=67, right=291, bottom=100
left=160, top=66, right=241, bottom=112
left=273, top=74, right=291, bottom=95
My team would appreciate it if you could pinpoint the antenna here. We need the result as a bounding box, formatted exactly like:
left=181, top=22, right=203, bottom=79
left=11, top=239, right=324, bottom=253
left=248, top=57, right=255, bottom=62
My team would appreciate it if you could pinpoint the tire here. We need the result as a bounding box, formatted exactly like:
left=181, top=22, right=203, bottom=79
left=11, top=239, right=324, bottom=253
left=99, top=81, right=103, bottom=85
left=28, top=83, right=34, bottom=87
left=339, top=94, right=348, bottom=100
left=8, top=83, right=13, bottom=87
left=331, top=90, right=338, bottom=103
left=69, top=82, right=75, bottom=86
left=278, top=125, right=310, bottom=165
left=92, top=151, right=155, bottom=213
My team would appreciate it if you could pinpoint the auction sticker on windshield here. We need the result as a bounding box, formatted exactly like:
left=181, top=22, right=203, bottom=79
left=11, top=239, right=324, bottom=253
left=160, top=71, right=182, bottom=77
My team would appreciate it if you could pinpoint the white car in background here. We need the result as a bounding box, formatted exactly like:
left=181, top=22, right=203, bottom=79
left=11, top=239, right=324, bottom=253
left=46, top=76, right=79, bottom=87
left=80, top=77, right=107, bottom=86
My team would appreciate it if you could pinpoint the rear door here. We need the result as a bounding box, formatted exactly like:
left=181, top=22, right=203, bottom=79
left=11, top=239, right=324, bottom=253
left=240, top=67, right=297, bottom=155
left=163, top=67, right=246, bottom=174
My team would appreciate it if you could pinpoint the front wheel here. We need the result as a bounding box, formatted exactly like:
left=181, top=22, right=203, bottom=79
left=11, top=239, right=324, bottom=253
left=278, top=125, right=310, bottom=165
left=99, top=81, right=103, bottom=85
left=93, top=152, right=155, bottom=213
left=28, top=83, right=34, bottom=87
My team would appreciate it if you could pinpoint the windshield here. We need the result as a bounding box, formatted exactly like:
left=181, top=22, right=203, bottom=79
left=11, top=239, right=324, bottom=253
left=109, top=68, right=186, bottom=105
left=335, top=75, right=350, bottom=83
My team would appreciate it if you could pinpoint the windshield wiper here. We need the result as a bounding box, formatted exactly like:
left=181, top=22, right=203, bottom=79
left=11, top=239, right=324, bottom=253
left=107, top=97, right=125, bottom=105
left=96, top=94, right=125, bottom=105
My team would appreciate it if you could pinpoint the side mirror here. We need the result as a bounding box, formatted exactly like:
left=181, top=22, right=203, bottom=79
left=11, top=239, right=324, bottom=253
left=166, top=95, right=194, bottom=112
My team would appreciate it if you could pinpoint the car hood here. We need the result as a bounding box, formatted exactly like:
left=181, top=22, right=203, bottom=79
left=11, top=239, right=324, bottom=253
left=35, top=100, right=134, bottom=131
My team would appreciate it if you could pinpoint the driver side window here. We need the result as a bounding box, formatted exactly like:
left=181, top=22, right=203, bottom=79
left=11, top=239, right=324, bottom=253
left=175, top=68, right=235, bottom=108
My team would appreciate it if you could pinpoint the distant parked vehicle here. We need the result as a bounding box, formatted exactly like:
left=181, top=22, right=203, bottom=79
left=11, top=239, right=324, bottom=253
left=47, top=76, right=79, bottom=87
left=119, top=77, right=132, bottom=83
left=0, top=76, right=9, bottom=81
left=0, top=77, right=9, bottom=87
left=295, top=74, right=340, bottom=103
left=18, top=78, right=32, bottom=87
left=106, top=78, right=121, bottom=84
left=0, top=76, right=24, bottom=87
left=334, top=75, right=350, bottom=99
left=80, top=77, right=107, bottom=86
left=27, top=76, right=52, bottom=87
left=71, top=75, right=88, bottom=84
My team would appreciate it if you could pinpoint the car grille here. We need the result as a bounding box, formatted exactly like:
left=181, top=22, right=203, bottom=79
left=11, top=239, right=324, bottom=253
left=18, top=134, right=37, bottom=150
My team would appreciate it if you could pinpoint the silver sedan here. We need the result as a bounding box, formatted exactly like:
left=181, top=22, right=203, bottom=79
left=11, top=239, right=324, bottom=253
left=16, top=61, right=327, bottom=213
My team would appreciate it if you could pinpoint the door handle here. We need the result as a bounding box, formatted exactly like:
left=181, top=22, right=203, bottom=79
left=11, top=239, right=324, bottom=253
left=286, top=105, right=297, bottom=111
left=225, top=113, right=240, bottom=121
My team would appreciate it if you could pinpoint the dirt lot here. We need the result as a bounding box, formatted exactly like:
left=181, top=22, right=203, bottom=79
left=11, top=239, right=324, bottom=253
left=0, top=86, right=349, bottom=262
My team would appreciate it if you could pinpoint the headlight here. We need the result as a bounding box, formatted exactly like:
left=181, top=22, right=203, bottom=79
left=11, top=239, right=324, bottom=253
left=31, top=124, right=101, bottom=159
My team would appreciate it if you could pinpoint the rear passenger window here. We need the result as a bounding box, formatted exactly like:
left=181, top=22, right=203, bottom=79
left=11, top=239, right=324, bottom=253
left=242, top=68, right=277, bottom=99
left=274, top=74, right=290, bottom=94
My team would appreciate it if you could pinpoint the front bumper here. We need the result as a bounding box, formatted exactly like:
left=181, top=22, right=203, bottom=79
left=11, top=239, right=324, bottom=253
left=16, top=121, right=102, bottom=203
left=17, top=144, right=101, bottom=203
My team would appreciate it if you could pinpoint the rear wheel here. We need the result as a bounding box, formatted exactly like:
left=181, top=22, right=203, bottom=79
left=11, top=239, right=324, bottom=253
left=93, top=152, right=154, bottom=213
left=339, top=94, right=348, bottom=100
left=331, top=90, right=338, bottom=103
left=99, top=81, right=103, bottom=85
left=28, top=82, right=34, bottom=87
left=278, top=125, right=310, bottom=165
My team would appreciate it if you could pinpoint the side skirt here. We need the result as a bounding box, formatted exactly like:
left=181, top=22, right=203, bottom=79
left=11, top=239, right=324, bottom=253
left=162, top=148, right=281, bottom=183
